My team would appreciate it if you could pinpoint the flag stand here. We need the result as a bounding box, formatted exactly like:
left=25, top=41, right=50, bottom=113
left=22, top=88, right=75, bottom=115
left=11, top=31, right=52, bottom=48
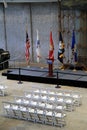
left=72, top=62, right=87, bottom=72
left=18, top=68, right=23, bottom=84
left=47, top=59, right=53, bottom=77
left=58, top=62, right=65, bottom=70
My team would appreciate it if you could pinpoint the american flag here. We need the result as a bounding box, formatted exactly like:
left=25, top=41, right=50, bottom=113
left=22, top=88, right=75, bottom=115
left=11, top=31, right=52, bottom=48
left=25, top=31, right=30, bottom=63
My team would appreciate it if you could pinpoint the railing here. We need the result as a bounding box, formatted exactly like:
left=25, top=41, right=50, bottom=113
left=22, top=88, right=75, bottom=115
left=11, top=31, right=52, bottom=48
left=7, top=67, right=60, bottom=85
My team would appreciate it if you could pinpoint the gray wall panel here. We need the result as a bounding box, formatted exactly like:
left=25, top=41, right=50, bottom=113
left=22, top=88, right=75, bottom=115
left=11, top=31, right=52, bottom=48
left=0, top=5, right=5, bottom=49
left=31, top=3, right=58, bottom=64
left=0, top=2, right=87, bottom=65
left=5, top=3, right=31, bottom=61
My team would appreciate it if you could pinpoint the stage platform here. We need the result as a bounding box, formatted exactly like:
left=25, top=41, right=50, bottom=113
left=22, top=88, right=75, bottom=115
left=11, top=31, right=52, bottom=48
left=2, top=66, right=87, bottom=88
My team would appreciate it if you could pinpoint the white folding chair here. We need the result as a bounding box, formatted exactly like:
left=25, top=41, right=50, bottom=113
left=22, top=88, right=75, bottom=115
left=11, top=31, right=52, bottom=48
left=54, top=101, right=66, bottom=112
left=11, top=104, right=21, bottom=119
left=53, top=109, right=66, bottom=127
left=14, top=96, right=22, bottom=104
left=0, top=85, right=7, bottom=96
left=56, top=90, right=64, bottom=96
left=72, top=92, right=82, bottom=106
left=24, top=91, right=32, bottom=99
left=44, top=110, right=55, bottom=126
left=57, top=96, right=64, bottom=104
left=35, top=108, right=45, bottom=124
left=64, top=96, right=75, bottom=112
left=38, top=102, right=46, bottom=109
left=19, top=105, right=30, bottom=120
left=48, top=95, right=56, bottom=104
left=40, top=94, right=48, bottom=102
left=32, top=94, right=40, bottom=101
left=22, top=99, right=29, bottom=105
left=28, top=107, right=37, bottom=123
left=30, top=100, right=38, bottom=107
left=3, top=102, right=13, bottom=118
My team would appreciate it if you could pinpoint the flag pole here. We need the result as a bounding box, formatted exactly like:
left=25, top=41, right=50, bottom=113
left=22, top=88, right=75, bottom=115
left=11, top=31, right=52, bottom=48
left=58, top=0, right=62, bottom=32
left=57, top=0, right=65, bottom=70
left=56, top=1, right=62, bottom=88
left=3, top=0, right=8, bottom=8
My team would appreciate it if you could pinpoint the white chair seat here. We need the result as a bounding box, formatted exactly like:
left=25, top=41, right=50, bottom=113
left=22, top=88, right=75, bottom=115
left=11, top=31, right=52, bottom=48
left=33, top=95, right=39, bottom=99
left=41, top=96, right=47, bottom=100
left=16, top=99, right=22, bottom=103
left=20, top=107, right=26, bottom=111
left=30, top=101, right=37, bottom=106
left=0, top=85, right=7, bottom=89
left=38, top=102, right=45, bottom=107
left=25, top=94, right=31, bottom=98
left=4, top=104, right=10, bottom=109
left=57, top=93, right=63, bottom=96
left=12, top=105, right=18, bottom=110
left=46, top=104, right=53, bottom=110
left=56, top=106, right=63, bottom=110
left=45, top=111, right=53, bottom=116
left=37, top=109, right=43, bottom=115
left=65, top=93, right=71, bottom=97
left=55, top=113, right=66, bottom=118
left=34, top=89, right=40, bottom=93
left=23, top=100, right=29, bottom=104
left=29, top=108, right=35, bottom=113
left=57, top=98, right=63, bottom=102
left=0, top=86, right=4, bottom=89
left=41, top=90, right=47, bottom=94
left=65, top=99, right=72, bottom=104
left=49, top=92, right=55, bottom=95
left=49, top=97, right=55, bottom=101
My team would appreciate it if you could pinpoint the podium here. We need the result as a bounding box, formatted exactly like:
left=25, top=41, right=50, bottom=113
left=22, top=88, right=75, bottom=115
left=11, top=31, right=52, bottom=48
left=47, top=59, right=53, bottom=77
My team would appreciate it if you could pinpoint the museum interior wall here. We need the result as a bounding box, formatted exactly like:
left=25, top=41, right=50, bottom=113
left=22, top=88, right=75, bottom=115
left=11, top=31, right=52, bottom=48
left=0, top=2, right=87, bottom=65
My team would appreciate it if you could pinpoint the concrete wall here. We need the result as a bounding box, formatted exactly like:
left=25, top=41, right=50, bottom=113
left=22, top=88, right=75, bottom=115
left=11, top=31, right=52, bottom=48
left=0, top=3, right=59, bottom=64
left=0, top=2, right=87, bottom=65
left=0, top=5, right=6, bottom=49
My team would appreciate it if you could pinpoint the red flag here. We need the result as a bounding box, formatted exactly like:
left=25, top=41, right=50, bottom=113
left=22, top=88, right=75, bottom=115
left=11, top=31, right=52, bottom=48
left=25, top=31, right=30, bottom=62
left=49, top=31, right=54, bottom=62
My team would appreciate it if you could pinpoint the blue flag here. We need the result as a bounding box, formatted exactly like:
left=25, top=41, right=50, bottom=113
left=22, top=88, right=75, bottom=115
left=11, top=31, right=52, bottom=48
left=58, top=32, right=65, bottom=63
left=71, top=30, right=77, bottom=63
left=71, top=30, right=75, bottom=50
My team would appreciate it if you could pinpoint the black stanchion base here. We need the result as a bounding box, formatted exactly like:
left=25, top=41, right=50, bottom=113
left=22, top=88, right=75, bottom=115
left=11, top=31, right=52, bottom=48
left=17, top=81, right=23, bottom=84
left=55, top=85, right=61, bottom=88
left=47, top=74, right=55, bottom=77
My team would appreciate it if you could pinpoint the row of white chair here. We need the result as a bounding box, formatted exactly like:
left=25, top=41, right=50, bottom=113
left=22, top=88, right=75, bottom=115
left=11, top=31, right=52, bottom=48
left=0, top=85, right=7, bottom=96
left=2, top=101, right=66, bottom=127
left=13, top=95, right=66, bottom=111
left=23, top=92, right=76, bottom=112
left=29, top=87, right=82, bottom=107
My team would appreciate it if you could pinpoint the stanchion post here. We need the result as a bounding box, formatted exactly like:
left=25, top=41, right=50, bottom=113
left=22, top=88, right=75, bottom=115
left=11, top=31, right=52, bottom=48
left=18, top=68, right=23, bottom=84
left=55, top=71, right=61, bottom=88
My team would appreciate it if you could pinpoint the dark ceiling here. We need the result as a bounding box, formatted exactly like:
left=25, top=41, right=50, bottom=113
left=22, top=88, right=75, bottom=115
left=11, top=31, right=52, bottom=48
left=61, top=0, right=87, bottom=11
